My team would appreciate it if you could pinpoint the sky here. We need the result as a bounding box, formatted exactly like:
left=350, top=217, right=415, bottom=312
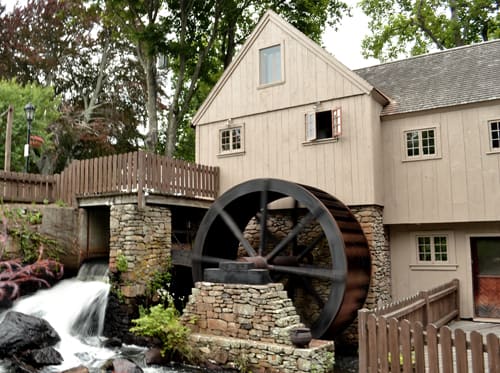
left=322, top=0, right=379, bottom=70
left=2, top=0, right=378, bottom=70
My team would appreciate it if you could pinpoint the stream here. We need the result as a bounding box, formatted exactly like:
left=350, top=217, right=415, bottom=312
left=0, top=261, right=193, bottom=372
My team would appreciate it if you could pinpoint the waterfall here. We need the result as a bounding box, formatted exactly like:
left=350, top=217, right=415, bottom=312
left=5, top=260, right=115, bottom=371
left=0, top=260, right=183, bottom=373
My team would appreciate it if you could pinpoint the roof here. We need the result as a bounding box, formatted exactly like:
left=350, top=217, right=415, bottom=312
left=355, top=40, right=500, bottom=116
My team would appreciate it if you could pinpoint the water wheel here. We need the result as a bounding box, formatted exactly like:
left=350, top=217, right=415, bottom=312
left=192, top=178, right=371, bottom=339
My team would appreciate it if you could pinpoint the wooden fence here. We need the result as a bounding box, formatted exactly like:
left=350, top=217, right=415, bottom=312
left=0, top=171, right=56, bottom=203
left=1, top=151, right=219, bottom=207
left=358, top=279, right=500, bottom=372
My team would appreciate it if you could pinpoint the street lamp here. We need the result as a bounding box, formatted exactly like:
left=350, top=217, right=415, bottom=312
left=24, top=102, right=35, bottom=173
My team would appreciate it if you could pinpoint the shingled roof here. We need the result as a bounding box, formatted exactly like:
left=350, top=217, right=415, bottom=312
left=354, top=40, right=500, bottom=116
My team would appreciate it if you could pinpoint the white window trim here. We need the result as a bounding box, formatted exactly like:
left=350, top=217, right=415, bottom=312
left=401, top=125, right=442, bottom=162
left=410, top=231, right=457, bottom=271
left=257, top=41, right=285, bottom=88
left=303, top=107, right=342, bottom=145
left=217, top=123, right=245, bottom=157
left=487, top=119, right=500, bottom=154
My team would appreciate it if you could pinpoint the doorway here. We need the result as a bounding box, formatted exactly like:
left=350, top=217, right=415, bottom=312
left=471, top=236, right=500, bottom=319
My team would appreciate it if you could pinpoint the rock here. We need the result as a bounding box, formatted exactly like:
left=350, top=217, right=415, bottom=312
left=0, top=311, right=60, bottom=358
left=112, top=358, right=144, bottom=373
left=102, top=337, right=122, bottom=348
left=144, top=347, right=168, bottom=365
left=60, top=365, right=90, bottom=373
left=19, top=346, right=63, bottom=366
left=100, top=358, right=144, bottom=373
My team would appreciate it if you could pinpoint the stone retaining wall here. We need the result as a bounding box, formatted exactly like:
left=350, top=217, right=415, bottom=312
left=109, top=204, right=171, bottom=299
left=182, top=282, right=334, bottom=372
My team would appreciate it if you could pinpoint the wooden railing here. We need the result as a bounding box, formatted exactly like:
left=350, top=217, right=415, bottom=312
left=1, top=151, right=219, bottom=207
left=0, top=171, right=56, bottom=203
left=358, top=279, right=500, bottom=372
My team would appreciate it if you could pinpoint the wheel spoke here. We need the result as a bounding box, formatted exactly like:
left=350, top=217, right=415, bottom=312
left=191, top=254, right=230, bottom=266
left=266, top=206, right=324, bottom=262
left=268, top=264, right=345, bottom=281
left=297, top=233, right=325, bottom=262
left=291, top=199, right=299, bottom=254
left=258, top=186, right=269, bottom=256
left=214, top=204, right=257, bottom=257
left=299, top=277, right=326, bottom=308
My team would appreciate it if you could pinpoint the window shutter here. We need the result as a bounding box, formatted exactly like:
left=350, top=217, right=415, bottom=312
left=332, top=108, right=342, bottom=137
left=305, top=112, right=316, bottom=141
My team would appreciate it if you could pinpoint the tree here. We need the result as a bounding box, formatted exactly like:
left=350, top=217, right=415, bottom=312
left=105, top=0, right=351, bottom=159
left=0, top=80, right=60, bottom=173
left=0, top=1, right=145, bottom=172
left=360, top=0, right=500, bottom=61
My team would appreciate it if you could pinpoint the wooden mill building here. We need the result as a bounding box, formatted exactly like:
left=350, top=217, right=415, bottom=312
left=193, top=10, right=500, bottom=320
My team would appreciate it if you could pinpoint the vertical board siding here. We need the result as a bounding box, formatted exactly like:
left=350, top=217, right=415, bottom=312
left=383, top=104, right=500, bottom=224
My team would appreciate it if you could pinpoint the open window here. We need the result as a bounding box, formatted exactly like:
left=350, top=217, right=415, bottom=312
left=305, top=108, right=342, bottom=142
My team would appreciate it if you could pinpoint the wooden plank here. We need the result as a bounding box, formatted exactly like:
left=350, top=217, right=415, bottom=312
left=367, top=314, right=378, bottom=372
left=470, top=331, right=484, bottom=373
left=427, top=324, right=440, bottom=373
left=389, top=318, right=400, bottom=373
left=413, top=322, right=425, bottom=373
left=441, top=326, right=454, bottom=373
left=486, top=333, right=499, bottom=373
left=454, top=328, right=468, bottom=373
left=401, top=320, right=412, bottom=373
left=357, top=310, right=369, bottom=373
left=378, top=316, right=389, bottom=373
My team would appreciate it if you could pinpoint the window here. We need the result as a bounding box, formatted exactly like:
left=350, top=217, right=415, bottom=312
left=305, top=108, right=342, bottom=142
left=417, top=235, right=448, bottom=263
left=403, top=127, right=440, bottom=160
left=219, top=126, right=243, bottom=155
left=489, top=120, right=500, bottom=150
left=259, top=45, right=282, bottom=85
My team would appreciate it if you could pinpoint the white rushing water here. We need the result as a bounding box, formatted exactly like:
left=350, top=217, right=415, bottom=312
left=0, top=261, right=191, bottom=373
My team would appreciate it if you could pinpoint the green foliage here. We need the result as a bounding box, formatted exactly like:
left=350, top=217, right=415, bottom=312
left=116, top=253, right=128, bottom=272
left=0, top=205, right=62, bottom=263
left=360, top=0, right=500, bottom=61
left=130, top=302, right=192, bottom=361
left=147, top=267, right=172, bottom=299
left=0, top=79, right=60, bottom=172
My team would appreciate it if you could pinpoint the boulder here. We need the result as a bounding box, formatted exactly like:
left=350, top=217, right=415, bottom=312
left=19, top=346, right=63, bottom=366
left=0, top=311, right=60, bottom=358
left=101, top=358, right=144, bottom=373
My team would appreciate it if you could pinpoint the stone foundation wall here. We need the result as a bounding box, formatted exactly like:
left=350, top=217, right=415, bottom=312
left=109, top=204, right=171, bottom=299
left=337, top=205, right=391, bottom=346
left=350, top=205, right=391, bottom=308
left=182, top=282, right=334, bottom=373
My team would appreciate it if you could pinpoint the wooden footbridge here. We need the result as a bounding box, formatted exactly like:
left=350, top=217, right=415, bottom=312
left=0, top=151, right=219, bottom=208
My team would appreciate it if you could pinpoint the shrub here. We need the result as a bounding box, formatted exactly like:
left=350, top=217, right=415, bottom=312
left=130, top=301, right=191, bottom=361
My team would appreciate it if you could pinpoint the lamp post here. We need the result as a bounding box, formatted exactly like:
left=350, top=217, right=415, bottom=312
left=24, top=102, right=35, bottom=173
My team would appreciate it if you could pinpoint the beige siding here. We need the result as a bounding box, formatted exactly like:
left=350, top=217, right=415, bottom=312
left=390, top=223, right=500, bottom=318
left=382, top=103, right=500, bottom=224
left=197, top=95, right=384, bottom=205
left=195, top=19, right=369, bottom=125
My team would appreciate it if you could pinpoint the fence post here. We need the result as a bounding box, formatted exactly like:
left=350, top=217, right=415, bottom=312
left=421, top=290, right=429, bottom=326
left=137, top=151, right=145, bottom=210
left=453, top=278, right=460, bottom=319
left=358, top=309, right=369, bottom=373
